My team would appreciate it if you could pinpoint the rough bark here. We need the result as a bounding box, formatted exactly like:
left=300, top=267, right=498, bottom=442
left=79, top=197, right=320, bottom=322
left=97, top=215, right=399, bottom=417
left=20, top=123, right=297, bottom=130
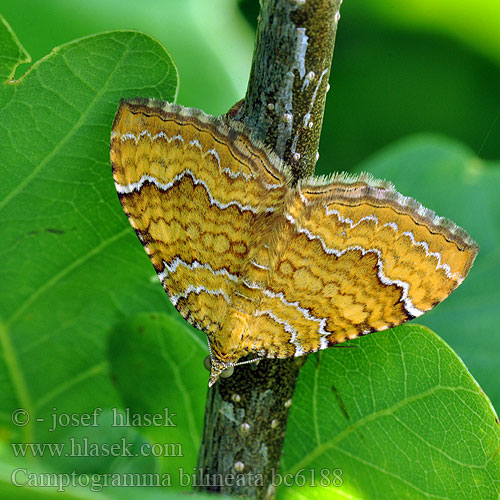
left=196, top=1, right=342, bottom=498
left=237, top=0, right=342, bottom=181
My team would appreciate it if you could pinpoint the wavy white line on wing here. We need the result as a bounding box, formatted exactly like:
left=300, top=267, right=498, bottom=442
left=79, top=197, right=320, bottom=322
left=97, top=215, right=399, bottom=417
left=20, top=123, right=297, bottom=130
left=120, top=131, right=257, bottom=181
left=255, top=309, right=304, bottom=356
left=205, top=148, right=254, bottom=181
left=262, top=289, right=331, bottom=338
left=161, top=257, right=240, bottom=282
left=115, top=170, right=273, bottom=214
left=250, top=259, right=270, bottom=271
left=401, top=231, right=456, bottom=279
left=326, top=206, right=379, bottom=228
left=325, top=206, right=457, bottom=280
left=286, top=213, right=425, bottom=317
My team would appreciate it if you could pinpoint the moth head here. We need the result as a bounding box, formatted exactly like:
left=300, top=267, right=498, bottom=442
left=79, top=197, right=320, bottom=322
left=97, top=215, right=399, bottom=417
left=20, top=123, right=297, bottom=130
left=207, top=356, right=235, bottom=387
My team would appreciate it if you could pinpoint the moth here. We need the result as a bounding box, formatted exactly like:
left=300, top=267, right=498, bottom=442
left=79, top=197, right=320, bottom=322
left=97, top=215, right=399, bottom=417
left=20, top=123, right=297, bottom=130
left=110, top=98, right=478, bottom=386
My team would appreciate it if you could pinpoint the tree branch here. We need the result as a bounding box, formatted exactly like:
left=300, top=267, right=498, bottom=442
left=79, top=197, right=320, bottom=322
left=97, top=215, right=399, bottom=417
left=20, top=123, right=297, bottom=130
left=196, top=1, right=342, bottom=498
left=237, top=0, right=341, bottom=180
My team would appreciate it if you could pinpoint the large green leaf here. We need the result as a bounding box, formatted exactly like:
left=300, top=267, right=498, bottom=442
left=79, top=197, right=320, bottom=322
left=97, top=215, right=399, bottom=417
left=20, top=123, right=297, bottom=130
left=280, top=325, right=500, bottom=499
left=0, top=0, right=254, bottom=115
left=108, top=313, right=208, bottom=487
left=355, top=135, right=500, bottom=410
left=0, top=13, right=184, bottom=490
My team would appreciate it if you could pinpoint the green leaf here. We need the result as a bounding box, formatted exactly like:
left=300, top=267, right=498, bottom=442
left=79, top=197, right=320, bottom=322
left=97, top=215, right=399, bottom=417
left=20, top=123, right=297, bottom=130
left=0, top=0, right=254, bottom=115
left=280, top=325, right=500, bottom=499
left=356, top=135, right=500, bottom=411
left=0, top=16, right=30, bottom=82
left=0, top=12, right=179, bottom=478
left=108, top=313, right=208, bottom=487
left=0, top=15, right=219, bottom=499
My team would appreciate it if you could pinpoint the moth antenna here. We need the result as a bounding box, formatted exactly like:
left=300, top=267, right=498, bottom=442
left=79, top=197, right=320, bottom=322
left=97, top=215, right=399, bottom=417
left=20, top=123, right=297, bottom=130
left=234, top=357, right=262, bottom=367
